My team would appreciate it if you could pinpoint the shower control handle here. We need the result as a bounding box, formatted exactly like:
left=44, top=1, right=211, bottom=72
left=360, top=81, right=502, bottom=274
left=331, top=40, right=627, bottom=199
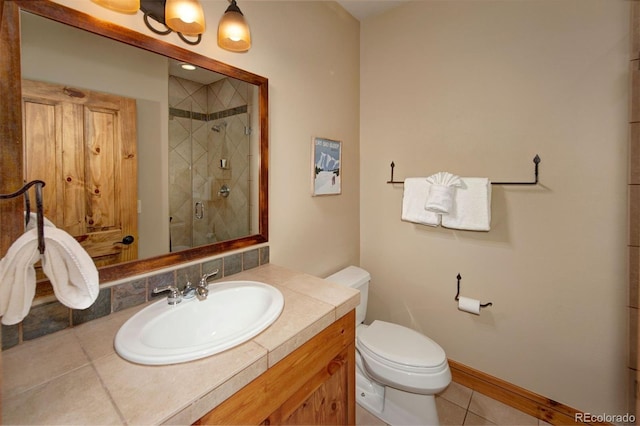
left=218, top=185, right=230, bottom=198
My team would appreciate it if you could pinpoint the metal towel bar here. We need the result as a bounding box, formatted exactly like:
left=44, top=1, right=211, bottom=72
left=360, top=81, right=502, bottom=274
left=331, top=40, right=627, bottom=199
left=386, top=155, right=541, bottom=185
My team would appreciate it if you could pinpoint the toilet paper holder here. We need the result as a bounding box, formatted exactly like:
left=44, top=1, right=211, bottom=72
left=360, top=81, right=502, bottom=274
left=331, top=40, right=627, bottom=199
left=455, top=273, right=493, bottom=308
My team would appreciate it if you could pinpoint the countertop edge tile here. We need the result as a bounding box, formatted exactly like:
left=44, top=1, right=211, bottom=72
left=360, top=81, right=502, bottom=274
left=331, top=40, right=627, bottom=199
left=96, top=340, right=268, bottom=425
left=185, top=352, right=270, bottom=424
left=336, top=293, right=360, bottom=319
left=266, top=309, right=336, bottom=367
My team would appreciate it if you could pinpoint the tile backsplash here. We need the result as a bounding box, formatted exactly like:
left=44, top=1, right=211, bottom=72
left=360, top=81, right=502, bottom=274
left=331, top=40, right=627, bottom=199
left=1, top=246, right=269, bottom=350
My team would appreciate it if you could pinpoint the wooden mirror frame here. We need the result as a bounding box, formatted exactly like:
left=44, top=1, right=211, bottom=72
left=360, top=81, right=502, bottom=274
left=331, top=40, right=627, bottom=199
left=0, top=0, right=268, bottom=295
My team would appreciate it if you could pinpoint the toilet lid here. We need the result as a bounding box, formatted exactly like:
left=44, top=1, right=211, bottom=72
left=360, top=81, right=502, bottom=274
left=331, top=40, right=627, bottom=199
left=357, top=320, right=446, bottom=368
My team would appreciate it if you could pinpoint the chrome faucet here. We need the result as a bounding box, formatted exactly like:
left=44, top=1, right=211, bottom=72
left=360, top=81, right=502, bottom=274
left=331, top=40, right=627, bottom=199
left=196, top=269, right=219, bottom=300
left=182, top=280, right=196, bottom=300
left=152, top=285, right=182, bottom=305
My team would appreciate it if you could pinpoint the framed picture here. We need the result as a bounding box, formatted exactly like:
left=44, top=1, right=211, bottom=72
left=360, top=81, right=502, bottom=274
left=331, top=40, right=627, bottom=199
left=312, top=137, right=342, bottom=196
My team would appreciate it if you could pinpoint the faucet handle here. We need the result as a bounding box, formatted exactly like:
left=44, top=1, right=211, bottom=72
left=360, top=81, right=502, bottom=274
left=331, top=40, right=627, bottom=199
left=196, top=269, right=219, bottom=301
left=152, top=285, right=182, bottom=305
left=200, top=269, right=219, bottom=285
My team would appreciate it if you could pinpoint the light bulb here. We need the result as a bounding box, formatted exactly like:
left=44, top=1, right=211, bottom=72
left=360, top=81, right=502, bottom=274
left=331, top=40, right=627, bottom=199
left=165, top=0, right=206, bottom=36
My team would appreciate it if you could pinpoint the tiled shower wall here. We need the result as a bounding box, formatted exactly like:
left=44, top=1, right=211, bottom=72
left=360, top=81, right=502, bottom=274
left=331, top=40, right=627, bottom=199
left=168, top=75, right=253, bottom=249
left=1, top=246, right=269, bottom=350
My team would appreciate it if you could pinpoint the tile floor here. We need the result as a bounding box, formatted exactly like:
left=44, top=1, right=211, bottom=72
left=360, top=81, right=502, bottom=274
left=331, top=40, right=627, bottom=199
left=356, top=381, right=551, bottom=426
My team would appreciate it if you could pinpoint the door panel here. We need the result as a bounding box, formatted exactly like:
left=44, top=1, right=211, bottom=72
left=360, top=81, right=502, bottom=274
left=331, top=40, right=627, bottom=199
left=22, top=79, right=138, bottom=265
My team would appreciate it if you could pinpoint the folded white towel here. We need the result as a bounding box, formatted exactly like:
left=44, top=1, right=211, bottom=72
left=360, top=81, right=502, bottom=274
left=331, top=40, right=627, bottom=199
left=402, top=178, right=441, bottom=227
left=426, top=172, right=462, bottom=187
left=425, top=172, right=461, bottom=214
left=425, top=184, right=455, bottom=214
left=442, top=178, right=492, bottom=231
left=0, top=227, right=99, bottom=325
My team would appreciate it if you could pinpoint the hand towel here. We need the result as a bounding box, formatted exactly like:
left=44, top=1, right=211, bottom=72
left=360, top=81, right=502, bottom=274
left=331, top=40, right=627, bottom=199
left=401, top=178, right=441, bottom=227
left=441, top=177, right=492, bottom=231
left=42, top=227, right=99, bottom=310
left=425, top=172, right=461, bottom=214
left=0, top=227, right=99, bottom=325
left=25, top=212, right=56, bottom=231
left=0, top=229, right=41, bottom=325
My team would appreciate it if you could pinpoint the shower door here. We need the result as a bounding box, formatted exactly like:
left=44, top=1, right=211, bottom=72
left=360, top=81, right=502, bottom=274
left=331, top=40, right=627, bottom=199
left=203, top=112, right=252, bottom=244
left=168, top=75, right=253, bottom=252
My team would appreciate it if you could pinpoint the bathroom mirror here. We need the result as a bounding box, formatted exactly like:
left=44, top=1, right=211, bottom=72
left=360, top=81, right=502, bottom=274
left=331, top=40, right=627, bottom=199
left=0, top=0, right=268, bottom=293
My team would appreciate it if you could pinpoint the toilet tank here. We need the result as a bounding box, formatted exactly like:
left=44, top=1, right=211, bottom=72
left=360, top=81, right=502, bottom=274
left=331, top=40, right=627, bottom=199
left=326, top=266, right=370, bottom=324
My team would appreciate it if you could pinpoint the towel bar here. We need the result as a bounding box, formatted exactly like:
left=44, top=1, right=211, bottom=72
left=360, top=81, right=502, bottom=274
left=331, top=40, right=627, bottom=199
left=0, top=180, right=47, bottom=254
left=455, top=273, right=493, bottom=308
left=387, top=155, right=541, bottom=185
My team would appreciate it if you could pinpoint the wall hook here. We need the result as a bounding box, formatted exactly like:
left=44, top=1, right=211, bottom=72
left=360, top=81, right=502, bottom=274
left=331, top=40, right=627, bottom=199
left=455, top=273, right=493, bottom=308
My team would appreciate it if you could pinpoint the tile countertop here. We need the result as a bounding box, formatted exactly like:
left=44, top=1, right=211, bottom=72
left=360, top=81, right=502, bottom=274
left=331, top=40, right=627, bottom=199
left=2, top=264, right=359, bottom=425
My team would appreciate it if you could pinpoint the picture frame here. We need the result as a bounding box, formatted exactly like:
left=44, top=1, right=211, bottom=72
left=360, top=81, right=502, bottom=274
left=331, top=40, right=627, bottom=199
left=312, top=137, right=342, bottom=196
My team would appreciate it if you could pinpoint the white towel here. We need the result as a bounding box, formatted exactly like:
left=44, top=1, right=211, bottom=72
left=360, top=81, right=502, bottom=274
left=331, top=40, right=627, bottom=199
left=0, top=230, right=41, bottom=325
left=442, top=178, right=492, bottom=231
left=0, top=227, right=99, bottom=325
left=425, top=172, right=461, bottom=214
left=25, top=212, right=56, bottom=231
left=401, top=178, right=441, bottom=227
left=42, top=228, right=99, bottom=310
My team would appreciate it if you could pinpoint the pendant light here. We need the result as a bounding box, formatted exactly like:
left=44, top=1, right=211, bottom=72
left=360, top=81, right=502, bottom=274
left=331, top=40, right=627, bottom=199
left=218, top=0, right=251, bottom=52
left=91, top=0, right=140, bottom=14
left=165, top=0, right=206, bottom=36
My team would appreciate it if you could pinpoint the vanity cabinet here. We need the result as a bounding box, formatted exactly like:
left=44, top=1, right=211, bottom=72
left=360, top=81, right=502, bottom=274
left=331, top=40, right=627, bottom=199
left=196, top=311, right=356, bottom=425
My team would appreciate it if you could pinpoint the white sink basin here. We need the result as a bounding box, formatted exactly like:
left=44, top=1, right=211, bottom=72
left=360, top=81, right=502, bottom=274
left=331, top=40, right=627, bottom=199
left=114, top=280, right=284, bottom=365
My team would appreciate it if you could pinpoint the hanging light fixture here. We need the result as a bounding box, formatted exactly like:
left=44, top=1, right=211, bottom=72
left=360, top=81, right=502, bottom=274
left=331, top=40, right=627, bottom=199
left=217, top=0, right=251, bottom=52
left=137, top=0, right=205, bottom=45
left=92, top=0, right=208, bottom=46
left=91, top=0, right=140, bottom=14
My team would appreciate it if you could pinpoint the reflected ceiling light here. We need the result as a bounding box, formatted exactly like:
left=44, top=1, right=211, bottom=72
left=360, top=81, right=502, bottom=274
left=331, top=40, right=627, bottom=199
left=91, top=0, right=140, bottom=14
left=217, top=0, right=251, bottom=52
left=139, top=0, right=205, bottom=45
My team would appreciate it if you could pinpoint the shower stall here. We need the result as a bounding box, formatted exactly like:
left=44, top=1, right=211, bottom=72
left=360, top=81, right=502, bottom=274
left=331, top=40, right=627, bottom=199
left=168, top=75, right=253, bottom=252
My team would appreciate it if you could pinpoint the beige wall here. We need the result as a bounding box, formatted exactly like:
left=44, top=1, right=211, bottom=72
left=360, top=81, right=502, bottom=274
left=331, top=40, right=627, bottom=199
left=360, top=0, right=629, bottom=415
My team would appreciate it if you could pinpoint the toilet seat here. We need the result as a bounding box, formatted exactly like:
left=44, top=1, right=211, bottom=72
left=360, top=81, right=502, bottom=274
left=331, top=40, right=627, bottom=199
left=356, top=320, right=451, bottom=394
left=358, top=320, right=448, bottom=370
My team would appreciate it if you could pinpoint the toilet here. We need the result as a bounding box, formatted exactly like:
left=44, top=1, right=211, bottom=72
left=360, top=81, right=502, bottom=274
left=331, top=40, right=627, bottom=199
left=327, top=266, right=451, bottom=426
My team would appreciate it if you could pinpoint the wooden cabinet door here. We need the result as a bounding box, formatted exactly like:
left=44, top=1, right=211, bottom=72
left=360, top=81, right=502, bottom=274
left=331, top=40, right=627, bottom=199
left=22, top=79, right=138, bottom=266
left=276, top=348, right=351, bottom=425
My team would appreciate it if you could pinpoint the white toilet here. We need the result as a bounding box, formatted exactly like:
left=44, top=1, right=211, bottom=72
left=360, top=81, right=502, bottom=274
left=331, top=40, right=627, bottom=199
left=327, top=266, right=451, bottom=426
